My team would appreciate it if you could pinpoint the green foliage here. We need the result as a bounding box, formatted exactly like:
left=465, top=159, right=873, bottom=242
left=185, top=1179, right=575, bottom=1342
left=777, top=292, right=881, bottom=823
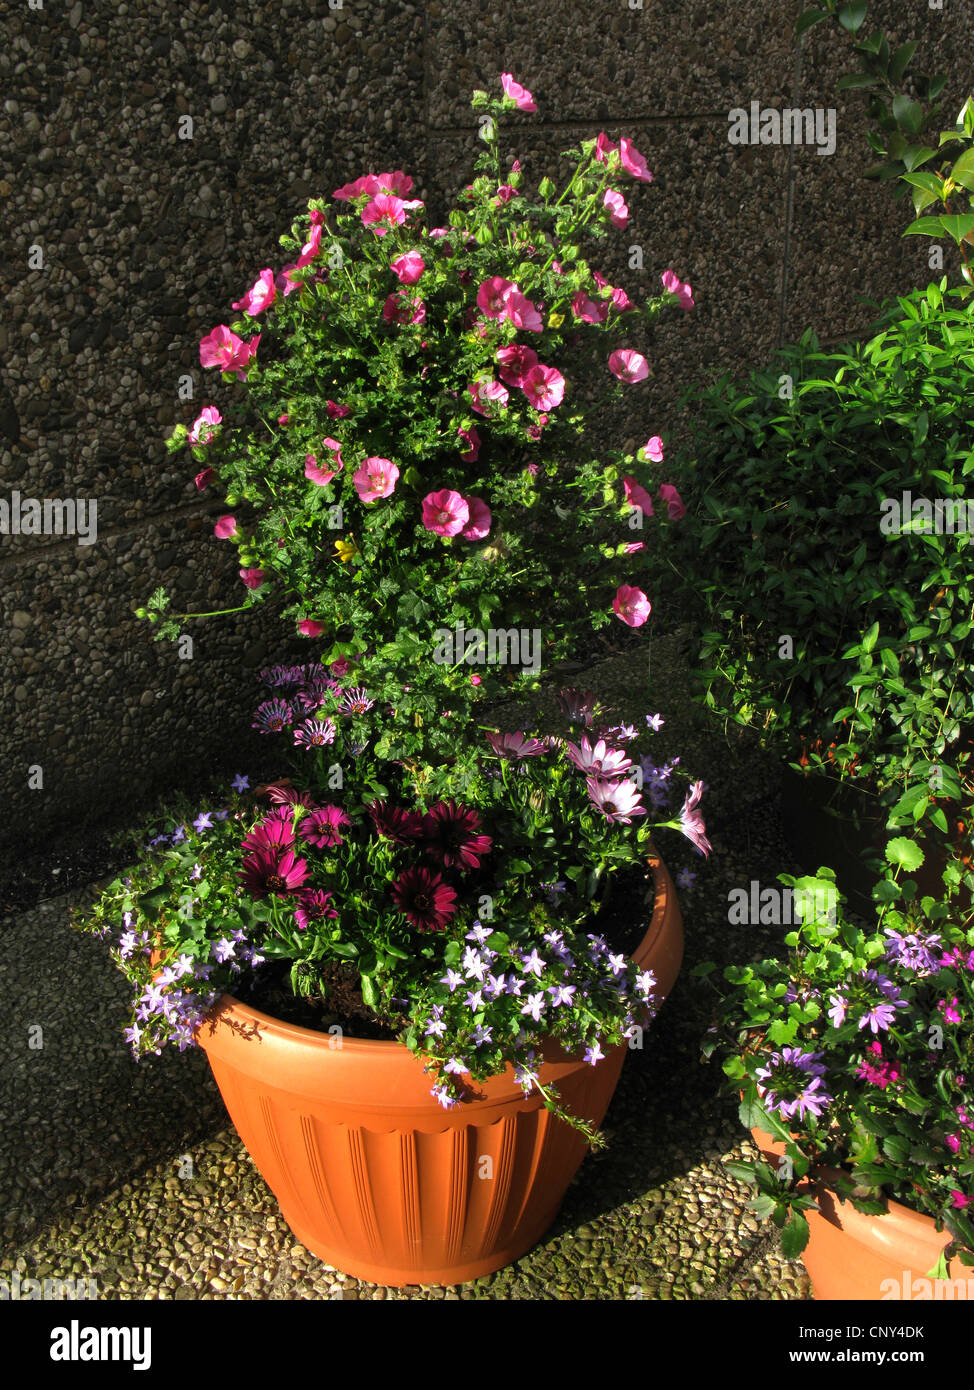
left=654, top=280, right=974, bottom=851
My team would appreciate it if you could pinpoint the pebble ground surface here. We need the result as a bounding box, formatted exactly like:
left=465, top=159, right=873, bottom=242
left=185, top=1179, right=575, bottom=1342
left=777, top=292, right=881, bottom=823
left=1, top=625, right=812, bottom=1301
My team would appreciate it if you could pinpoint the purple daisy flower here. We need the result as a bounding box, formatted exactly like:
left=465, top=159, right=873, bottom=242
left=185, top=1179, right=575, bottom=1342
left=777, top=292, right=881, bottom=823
left=338, top=686, right=375, bottom=716
left=293, top=717, right=337, bottom=748
left=253, top=699, right=295, bottom=733
left=586, top=776, right=646, bottom=824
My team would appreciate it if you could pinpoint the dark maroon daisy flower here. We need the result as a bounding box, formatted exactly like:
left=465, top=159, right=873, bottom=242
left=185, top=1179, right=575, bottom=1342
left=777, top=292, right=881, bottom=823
left=368, top=800, right=424, bottom=844
left=259, top=780, right=315, bottom=807
left=239, top=848, right=309, bottom=897
left=554, top=687, right=600, bottom=727
left=293, top=888, right=339, bottom=931
left=422, top=800, right=492, bottom=870
left=298, top=805, right=351, bottom=848
left=390, top=867, right=458, bottom=931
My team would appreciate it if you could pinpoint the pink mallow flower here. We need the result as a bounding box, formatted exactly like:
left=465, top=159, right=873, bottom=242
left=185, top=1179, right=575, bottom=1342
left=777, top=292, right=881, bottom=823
left=661, top=269, right=695, bottom=310
left=619, top=138, right=652, bottom=182
left=659, top=483, right=686, bottom=521
left=571, top=292, right=608, bottom=325
left=199, top=326, right=260, bottom=380
left=496, top=344, right=538, bottom=388
left=608, top=349, right=649, bottom=384
left=239, top=568, right=266, bottom=590
left=623, top=476, right=654, bottom=516
left=231, top=269, right=276, bottom=316
left=214, top=515, right=238, bottom=541
left=458, top=426, right=481, bottom=461
left=594, top=132, right=619, bottom=164
left=603, top=190, right=629, bottom=228
left=611, top=285, right=636, bottom=313
left=494, top=184, right=516, bottom=205
left=500, top=73, right=536, bottom=112
left=305, top=439, right=343, bottom=486
left=354, top=457, right=399, bottom=503
left=326, top=400, right=351, bottom=419
left=390, top=250, right=425, bottom=284
left=188, top=406, right=222, bottom=446
left=298, top=618, right=324, bottom=637
left=613, top=585, right=652, bottom=627
left=194, top=468, right=214, bottom=491
left=640, top=435, right=664, bottom=463
left=422, top=490, right=469, bottom=537
left=468, top=377, right=509, bottom=417
left=477, top=276, right=515, bottom=319
left=382, top=290, right=426, bottom=326
left=361, top=194, right=407, bottom=236
left=460, top=497, right=492, bottom=541
left=504, top=289, right=543, bottom=333
left=521, top=364, right=565, bottom=411
left=295, top=224, right=322, bottom=267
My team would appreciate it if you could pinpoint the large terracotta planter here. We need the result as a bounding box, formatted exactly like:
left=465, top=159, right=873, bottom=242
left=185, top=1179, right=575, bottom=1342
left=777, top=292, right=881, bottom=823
left=750, top=1123, right=968, bottom=1300
left=196, top=856, right=683, bottom=1286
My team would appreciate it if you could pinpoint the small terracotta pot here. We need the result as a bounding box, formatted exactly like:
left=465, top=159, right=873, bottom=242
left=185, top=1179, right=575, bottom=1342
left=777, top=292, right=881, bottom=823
left=750, top=1122, right=968, bottom=1300
left=196, top=856, right=683, bottom=1286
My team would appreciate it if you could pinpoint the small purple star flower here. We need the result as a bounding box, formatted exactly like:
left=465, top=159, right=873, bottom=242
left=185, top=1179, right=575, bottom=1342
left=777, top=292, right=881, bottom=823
left=232, top=773, right=250, bottom=792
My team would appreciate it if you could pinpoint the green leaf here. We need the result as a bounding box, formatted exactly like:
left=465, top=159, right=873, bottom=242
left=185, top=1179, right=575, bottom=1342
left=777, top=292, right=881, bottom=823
left=889, top=40, right=918, bottom=85
left=838, top=3, right=867, bottom=34
left=837, top=73, right=879, bottom=92
left=862, top=620, right=880, bottom=653
left=885, top=837, right=925, bottom=872
left=796, top=8, right=827, bottom=36
left=939, top=214, right=974, bottom=245
left=951, top=147, right=974, bottom=191
left=892, top=94, right=924, bottom=137
left=360, top=973, right=378, bottom=1008
left=780, top=1211, right=810, bottom=1259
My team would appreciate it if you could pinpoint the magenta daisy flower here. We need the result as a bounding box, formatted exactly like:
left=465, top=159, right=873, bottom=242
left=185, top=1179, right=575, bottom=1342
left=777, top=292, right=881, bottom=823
left=368, top=801, right=424, bottom=843
left=299, top=805, right=351, bottom=848
left=586, top=777, right=646, bottom=824
left=564, top=736, right=632, bottom=779
left=252, top=699, right=295, bottom=733
left=293, top=888, right=339, bottom=930
left=678, top=780, right=712, bottom=857
left=240, top=816, right=295, bottom=857
left=261, top=780, right=314, bottom=807
left=338, top=686, right=375, bottom=716
left=293, top=717, right=337, bottom=748
left=391, top=867, right=458, bottom=932
left=485, top=730, right=546, bottom=758
left=239, top=848, right=309, bottom=897
left=422, top=800, right=493, bottom=870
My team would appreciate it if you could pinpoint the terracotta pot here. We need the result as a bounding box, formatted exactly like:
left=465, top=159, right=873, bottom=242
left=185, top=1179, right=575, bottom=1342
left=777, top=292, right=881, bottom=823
left=194, top=856, right=683, bottom=1286
left=750, top=1122, right=968, bottom=1300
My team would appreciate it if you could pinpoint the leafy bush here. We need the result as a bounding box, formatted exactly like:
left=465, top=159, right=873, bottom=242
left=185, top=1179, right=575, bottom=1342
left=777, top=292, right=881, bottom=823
left=697, top=855, right=974, bottom=1262
left=659, top=279, right=974, bottom=845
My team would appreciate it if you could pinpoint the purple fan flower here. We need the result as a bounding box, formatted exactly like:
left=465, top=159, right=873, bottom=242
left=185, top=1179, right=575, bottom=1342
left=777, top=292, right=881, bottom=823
left=754, top=1048, right=832, bottom=1121
left=884, top=928, right=943, bottom=976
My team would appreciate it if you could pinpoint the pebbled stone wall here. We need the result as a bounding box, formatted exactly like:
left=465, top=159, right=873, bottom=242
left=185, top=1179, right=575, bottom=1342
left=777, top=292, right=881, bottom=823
left=1, top=0, right=971, bottom=859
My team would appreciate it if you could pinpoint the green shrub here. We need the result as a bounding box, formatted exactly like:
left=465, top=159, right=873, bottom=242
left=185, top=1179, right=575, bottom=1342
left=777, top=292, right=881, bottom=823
left=662, top=279, right=974, bottom=842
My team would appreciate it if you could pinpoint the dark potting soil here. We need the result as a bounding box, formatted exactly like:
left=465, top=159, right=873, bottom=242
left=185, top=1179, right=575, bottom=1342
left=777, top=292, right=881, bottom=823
left=238, top=861, right=657, bottom=1042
